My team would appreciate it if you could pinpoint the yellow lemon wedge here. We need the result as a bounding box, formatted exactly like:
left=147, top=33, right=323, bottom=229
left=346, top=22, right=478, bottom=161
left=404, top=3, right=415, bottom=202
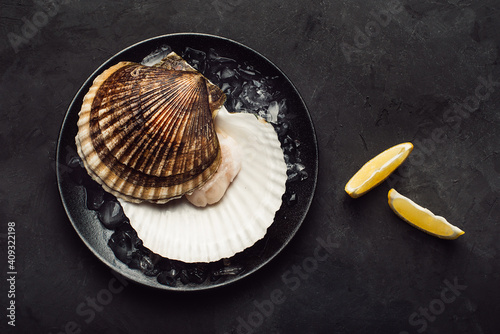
left=345, top=142, right=413, bottom=198
left=388, top=189, right=465, bottom=239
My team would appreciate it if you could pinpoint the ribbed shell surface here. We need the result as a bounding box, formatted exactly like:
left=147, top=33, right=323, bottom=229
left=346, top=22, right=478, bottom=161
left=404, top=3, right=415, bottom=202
left=119, top=107, right=288, bottom=263
left=76, top=61, right=223, bottom=203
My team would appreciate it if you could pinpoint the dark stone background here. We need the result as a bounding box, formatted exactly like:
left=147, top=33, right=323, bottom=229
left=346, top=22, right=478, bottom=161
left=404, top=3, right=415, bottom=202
left=1, top=0, right=499, bottom=333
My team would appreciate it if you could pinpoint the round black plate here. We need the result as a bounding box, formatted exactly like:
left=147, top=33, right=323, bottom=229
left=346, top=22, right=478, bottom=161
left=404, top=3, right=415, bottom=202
left=56, top=33, right=318, bottom=291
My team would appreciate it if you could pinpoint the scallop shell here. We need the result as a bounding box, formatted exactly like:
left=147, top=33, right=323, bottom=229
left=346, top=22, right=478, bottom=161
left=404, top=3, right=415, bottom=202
left=76, top=55, right=226, bottom=203
left=154, top=52, right=226, bottom=117
left=119, top=106, right=288, bottom=263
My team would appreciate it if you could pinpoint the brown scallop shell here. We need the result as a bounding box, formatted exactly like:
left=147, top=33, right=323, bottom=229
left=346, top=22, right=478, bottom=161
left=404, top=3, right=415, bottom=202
left=75, top=55, right=226, bottom=203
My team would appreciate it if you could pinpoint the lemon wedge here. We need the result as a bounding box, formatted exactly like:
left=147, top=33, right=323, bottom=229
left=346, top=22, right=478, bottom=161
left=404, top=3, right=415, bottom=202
left=345, top=142, right=413, bottom=198
left=388, top=189, right=465, bottom=239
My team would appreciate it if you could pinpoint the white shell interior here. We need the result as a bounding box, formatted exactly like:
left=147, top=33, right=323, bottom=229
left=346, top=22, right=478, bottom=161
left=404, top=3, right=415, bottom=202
left=119, top=107, right=287, bottom=263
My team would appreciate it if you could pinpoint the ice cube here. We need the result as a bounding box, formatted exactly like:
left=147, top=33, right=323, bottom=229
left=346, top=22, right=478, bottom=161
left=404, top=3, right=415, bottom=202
left=267, top=101, right=279, bottom=124
left=98, top=200, right=126, bottom=229
left=141, top=45, right=173, bottom=66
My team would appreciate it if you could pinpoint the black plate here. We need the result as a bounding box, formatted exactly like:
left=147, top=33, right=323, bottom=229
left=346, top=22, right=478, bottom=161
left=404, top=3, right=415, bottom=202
left=56, top=33, right=318, bottom=291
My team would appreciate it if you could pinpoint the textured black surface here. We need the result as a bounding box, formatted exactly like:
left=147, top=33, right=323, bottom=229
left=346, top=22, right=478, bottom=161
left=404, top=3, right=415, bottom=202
left=1, top=0, right=500, bottom=333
